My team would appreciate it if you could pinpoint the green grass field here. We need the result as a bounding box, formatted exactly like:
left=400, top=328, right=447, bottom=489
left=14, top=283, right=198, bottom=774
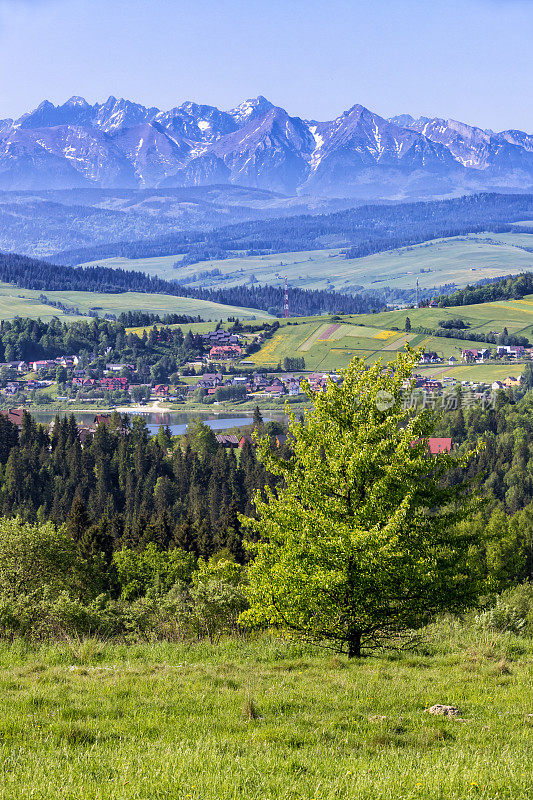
left=0, top=629, right=530, bottom=800
left=247, top=297, right=533, bottom=373
left=79, top=253, right=187, bottom=282
left=0, top=283, right=267, bottom=323
left=80, top=231, right=533, bottom=294
left=416, top=363, right=523, bottom=383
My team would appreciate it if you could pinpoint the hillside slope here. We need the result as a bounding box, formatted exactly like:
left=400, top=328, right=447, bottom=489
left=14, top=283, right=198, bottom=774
left=251, top=298, right=533, bottom=373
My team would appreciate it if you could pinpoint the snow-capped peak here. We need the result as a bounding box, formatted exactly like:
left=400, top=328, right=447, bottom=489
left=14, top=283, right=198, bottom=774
left=229, top=96, right=274, bottom=126
left=65, top=96, right=90, bottom=108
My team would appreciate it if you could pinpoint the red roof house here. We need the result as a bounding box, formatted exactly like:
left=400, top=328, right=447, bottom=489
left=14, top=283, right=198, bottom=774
left=411, top=437, right=452, bottom=455
left=427, top=437, right=452, bottom=454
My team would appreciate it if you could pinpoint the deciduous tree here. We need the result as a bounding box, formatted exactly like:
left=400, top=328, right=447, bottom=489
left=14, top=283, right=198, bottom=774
left=241, top=350, right=481, bottom=656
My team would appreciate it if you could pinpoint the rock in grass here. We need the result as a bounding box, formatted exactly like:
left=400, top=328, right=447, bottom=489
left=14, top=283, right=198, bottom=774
left=427, top=704, right=462, bottom=717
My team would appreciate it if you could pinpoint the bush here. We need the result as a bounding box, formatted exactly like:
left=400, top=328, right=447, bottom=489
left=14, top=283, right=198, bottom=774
left=112, top=543, right=197, bottom=600
left=189, top=558, right=248, bottom=643
left=0, top=589, right=103, bottom=641
left=0, top=517, right=90, bottom=599
left=475, top=584, right=533, bottom=635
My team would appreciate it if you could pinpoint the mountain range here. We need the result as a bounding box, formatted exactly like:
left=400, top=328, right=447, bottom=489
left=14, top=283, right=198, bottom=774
left=1, top=95, right=533, bottom=198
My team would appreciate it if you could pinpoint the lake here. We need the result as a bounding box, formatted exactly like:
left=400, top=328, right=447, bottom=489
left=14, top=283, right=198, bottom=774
left=30, top=410, right=286, bottom=436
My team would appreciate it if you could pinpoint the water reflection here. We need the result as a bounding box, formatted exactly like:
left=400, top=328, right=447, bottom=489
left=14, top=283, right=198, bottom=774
left=30, top=410, right=286, bottom=436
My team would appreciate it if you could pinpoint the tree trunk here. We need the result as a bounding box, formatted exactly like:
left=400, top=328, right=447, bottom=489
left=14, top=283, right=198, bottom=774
left=347, top=631, right=362, bottom=658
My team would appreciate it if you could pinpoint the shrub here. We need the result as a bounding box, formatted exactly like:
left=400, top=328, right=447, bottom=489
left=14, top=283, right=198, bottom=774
left=189, top=558, right=248, bottom=643
left=475, top=584, right=533, bottom=635
left=112, top=543, right=197, bottom=600
left=0, top=517, right=89, bottom=600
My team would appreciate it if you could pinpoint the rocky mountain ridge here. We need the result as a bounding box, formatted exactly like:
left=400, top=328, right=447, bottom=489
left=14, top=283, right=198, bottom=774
left=1, top=95, right=532, bottom=197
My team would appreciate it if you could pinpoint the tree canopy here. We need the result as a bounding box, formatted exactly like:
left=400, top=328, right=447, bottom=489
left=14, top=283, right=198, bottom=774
left=241, top=350, right=481, bottom=656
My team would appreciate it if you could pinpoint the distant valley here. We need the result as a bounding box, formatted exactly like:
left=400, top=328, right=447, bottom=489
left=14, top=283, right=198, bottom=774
left=0, top=185, right=350, bottom=258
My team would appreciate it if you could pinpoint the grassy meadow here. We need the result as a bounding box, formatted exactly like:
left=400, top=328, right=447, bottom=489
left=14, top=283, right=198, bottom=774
left=0, top=628, right=530, bottom=800
left=81, top=231, right=533, bottom=294
left=245, top=298, right=533, bottom=375
left=0, top=283, right=266, bottom=323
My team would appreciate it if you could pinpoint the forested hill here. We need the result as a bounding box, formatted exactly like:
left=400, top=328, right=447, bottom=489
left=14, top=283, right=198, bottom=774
left=51, top=192, right=533, bottom=266
left=0, top=251, right=381, bottom=316
left=436, top=272, right=533, bottom=307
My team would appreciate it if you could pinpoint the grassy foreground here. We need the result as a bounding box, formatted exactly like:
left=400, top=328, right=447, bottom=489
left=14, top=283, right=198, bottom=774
left=0, top=629, right=531, bottom=799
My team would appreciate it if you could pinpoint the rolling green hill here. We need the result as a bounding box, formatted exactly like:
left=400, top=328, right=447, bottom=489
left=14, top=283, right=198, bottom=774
left=249, top=297, right=533, bottom=378
left=79, top=231, right=533, bottom=296
left=0, top=283, right=268, bottom=323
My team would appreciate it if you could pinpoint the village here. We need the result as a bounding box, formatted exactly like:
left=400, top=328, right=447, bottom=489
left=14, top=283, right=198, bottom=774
left=0, top=325, right=529, bottom=409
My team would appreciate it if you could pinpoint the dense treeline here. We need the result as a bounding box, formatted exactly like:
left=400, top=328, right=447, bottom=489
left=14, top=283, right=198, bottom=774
left=0, top=385, right=532, bottom=640
left=0, top=413, right=281, bottom=565
left=408, top=324, right=530, bottom=347
left=437, top=272, right=533, bottom=307
left=49, top=192, right=533, bottom=266
left=434, top=389, right=533, bottom=584
left=0, top=391, right=530, bottom=589
left=0, top=314, right=207, bottom=370
left=0, top=251, right=381, bottom=316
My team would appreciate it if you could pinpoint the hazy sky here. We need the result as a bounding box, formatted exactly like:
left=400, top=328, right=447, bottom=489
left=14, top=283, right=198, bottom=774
left=0, top=0, right=532, bottom=131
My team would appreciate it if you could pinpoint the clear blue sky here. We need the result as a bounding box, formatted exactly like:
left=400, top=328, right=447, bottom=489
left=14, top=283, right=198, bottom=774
left=1, top=0, right=532, bottom=131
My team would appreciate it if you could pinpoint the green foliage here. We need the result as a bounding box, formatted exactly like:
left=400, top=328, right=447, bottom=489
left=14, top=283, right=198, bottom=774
left=476, top=583, right=533, bottom=635
left=189, top=557, right=247, bottom=643
left=0, top=517, right=89, bottom=600
left=0, top=589, right=101, bottom=640
left=438, top=318, right=469, bottom=329
left=214, top=385, right=247, bottom=402
left=283, top=356, right=305, bottom=371
left=241, top=350, right=481, bottom=656
left=438, top=270, right=533, bottom=307
left=112, top=543, right=196, bottom=600
left=184, top=418, right=218, bottom=456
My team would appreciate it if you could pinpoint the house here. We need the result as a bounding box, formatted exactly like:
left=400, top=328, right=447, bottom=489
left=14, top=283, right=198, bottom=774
left=153, top=384, right=169, bottom=396
left=209, top=345, right=243, bottom=360
left=286, top=380, right=300, bottom=396
left=215, top=434, right=240, bottom=448
left=100, top=376, right=128, bottom=391
left=263, top=384, right=285, bottom=397
left=420, top=351, right=442, bottom=364
left=448, top=356, right=457, bottom=365
left=504, top=375, right=521, bottom=387
left=274, top=433, right=295, bottom=448
left=414, top=377, right=442, bottom=392
left=73, top=376, right=95, bottom=387
left=427, top=437, right=452, bottom=454
left=56, top=356, right=79, bottom=368
left=106, top=363, right=134, bottom=372
left=412, top=437, right=452, bottom=455
left=78, top=427, right=95, bottom=445
left=461, top=348, right=490, bottom=363
left=238, top=435, right=256, bottom=448
left=202, top=331, right=242, bottom=346
left=197, top=373, right=224, bottom=389
left=497, top=345, right=525, bottom=358
left=30, top=360, right=56, bottom=371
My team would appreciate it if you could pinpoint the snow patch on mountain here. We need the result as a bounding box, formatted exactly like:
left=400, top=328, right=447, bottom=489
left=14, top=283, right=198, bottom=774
left=1, top=95, right=533, bottom=196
